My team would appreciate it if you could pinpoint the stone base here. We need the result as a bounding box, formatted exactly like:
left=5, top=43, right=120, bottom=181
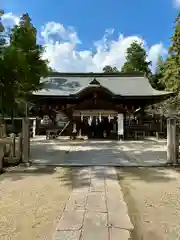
left=19, top=162, right=31, bottom=167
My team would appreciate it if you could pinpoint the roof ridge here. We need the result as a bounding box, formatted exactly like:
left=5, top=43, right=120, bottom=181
left=47, top=72, right=145, bottom=78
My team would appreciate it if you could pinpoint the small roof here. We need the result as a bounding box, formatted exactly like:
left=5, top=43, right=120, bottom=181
left=33, top=72, right=173, bottom=97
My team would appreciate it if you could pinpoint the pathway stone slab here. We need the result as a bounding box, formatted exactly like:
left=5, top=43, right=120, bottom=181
left=54, top=163, right=134, bottom=239
left=109, top=228, right=131, bottom=240
left=90, top=179, right=105, bottom=192
left=81, top=226, right=109, bottom=240
left=106, top=196, right=128, bottom=213
left=57, top=210, right=85, bottom=231
left=83, top=211, right=107, bottom=227
left=65, top=192, right=87, bottom=211
left=108, top=212, right=133, bottom=230
left=86, top=192, right=107, bottom=212
left=54, top=230, right=81, bottom=240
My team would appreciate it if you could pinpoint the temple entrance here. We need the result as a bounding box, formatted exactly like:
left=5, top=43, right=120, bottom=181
left=87, top=117, right=112, bottom=139
left=73, top=110, right=119, bottom=140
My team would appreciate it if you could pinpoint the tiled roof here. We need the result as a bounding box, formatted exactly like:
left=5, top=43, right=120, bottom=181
left=33, top=73, right=173, bottom=97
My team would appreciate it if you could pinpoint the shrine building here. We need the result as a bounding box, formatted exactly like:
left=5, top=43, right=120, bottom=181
left=30, top=72, right=173, bottom=140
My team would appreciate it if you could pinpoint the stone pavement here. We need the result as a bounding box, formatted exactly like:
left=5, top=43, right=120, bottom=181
left=31, top=137, right=167, bottom=167
left=53, top=167, right=133, bottom=240
left=119, top=138, right=167, bottom=166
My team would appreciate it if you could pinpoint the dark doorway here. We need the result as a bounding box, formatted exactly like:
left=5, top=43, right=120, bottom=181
left=87, top=117, right=113, bottom=139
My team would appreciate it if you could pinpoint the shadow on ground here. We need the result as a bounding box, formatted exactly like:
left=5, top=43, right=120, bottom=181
left=117, top=166, right=180, bottom=183
left=0, top=166, right=57, bottom=182
left=30, top=138, right=168, bottom=166
left=1, top=165, right=180, bottom=186
left=2, top=137, right=179, bottom=185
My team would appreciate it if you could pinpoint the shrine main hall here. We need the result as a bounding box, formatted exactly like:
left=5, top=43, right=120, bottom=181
left=30, top=72, right=173, bottom=140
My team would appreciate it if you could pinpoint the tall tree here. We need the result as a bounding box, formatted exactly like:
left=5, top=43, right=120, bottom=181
left=102, top=65, right=120, bottom=73
left=150, top=56, right=165, bottom=90
left=10, top=13, right=48, bottom=97
left=159, top=12, right=180, bottom=92
left=0, top=13, right=49, bottom=117
left=121, top=41, right=151, bottom=76
left=9, top=13, right=48, bottom=116
left=146, top=12, right=180, bottom=117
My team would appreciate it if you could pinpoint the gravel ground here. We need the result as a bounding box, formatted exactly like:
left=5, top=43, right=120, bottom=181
left=0, top=166, right=72, bottom=240
left=117, top=167, right=180, bottom=240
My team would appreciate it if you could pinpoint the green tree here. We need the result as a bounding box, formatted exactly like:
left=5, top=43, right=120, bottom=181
left=150, top=56, right=165, bottom=90
left=0, top=13, right=49, bottom=117
left=121, top=41, right=151, bottom=76
left=146, top=12, right=180, bottom=117
left=102, top=65, right=120, bottom=73
left=10, top=13, right=48, bottom=98
left=159, top=12, right=180, bottom=92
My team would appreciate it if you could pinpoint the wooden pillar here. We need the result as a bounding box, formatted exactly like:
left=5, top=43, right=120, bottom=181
left=22, top=117, right=29, bottom=165
left=167, top=118, right=177, bottom=164
left=117, top=113, right=124, bottom=141
left=32, top=119, right=36, bottom=137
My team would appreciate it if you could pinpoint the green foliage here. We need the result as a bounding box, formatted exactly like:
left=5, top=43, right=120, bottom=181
left=10, top=13, right=48, bottom=96
left=102, top=65, right=120, bottom=73
left=150, top=56, right=166, bottom=90
left=159, top=12, right=180, bottom=92
left=147, top=12, right=180, bottom=116
left=0, top=12, right=49, bottom=116
left=121, top=41, right=151, bottom=76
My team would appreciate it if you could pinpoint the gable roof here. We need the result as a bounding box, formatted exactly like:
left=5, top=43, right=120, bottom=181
left=33, top=72, right=173, bottom=97
left=89, top=78, right=100, bottom=85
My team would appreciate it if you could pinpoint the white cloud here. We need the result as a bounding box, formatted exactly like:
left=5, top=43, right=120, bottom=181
left=173, top=0, right=180, bottom=8
left=42, top=22, right=167, bottom=73
left=41, top=22, right=80, bottom=45
left=148, top=43, right=168, bottom=72
left=2, top=12, right=168, bottom=73
left=1, top=12, right=19, bottom=27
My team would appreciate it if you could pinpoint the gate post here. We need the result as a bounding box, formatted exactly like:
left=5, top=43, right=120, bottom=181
left=176, top=129, right=179, bottom=162
left=167, top=118, right=177, bottom=164
left=22, top=117, right=30, bottom=166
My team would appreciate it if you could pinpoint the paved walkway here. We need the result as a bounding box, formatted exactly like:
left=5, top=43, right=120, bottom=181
left=29, top=137, right=168, bottom=239
left=53, top=167, right=133, bottom=240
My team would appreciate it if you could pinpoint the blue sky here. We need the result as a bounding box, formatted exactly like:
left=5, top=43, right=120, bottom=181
left=1, top=0, right=180, bottom=72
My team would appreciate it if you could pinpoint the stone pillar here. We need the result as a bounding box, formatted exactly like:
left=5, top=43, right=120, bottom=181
left=176, top=131, right=179, bottom=161
left=167, top=118, right=177, bottom=164
left=10, top=133, right=16, bottom=157
left=0, top=144, right=4, bottom=173
left=18, top=133, right=22, bottom=160
left=22, top=117, right=29, bottom=166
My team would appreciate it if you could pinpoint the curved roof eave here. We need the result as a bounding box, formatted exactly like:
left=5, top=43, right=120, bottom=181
left=69, top=85, right=115, bottom=96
